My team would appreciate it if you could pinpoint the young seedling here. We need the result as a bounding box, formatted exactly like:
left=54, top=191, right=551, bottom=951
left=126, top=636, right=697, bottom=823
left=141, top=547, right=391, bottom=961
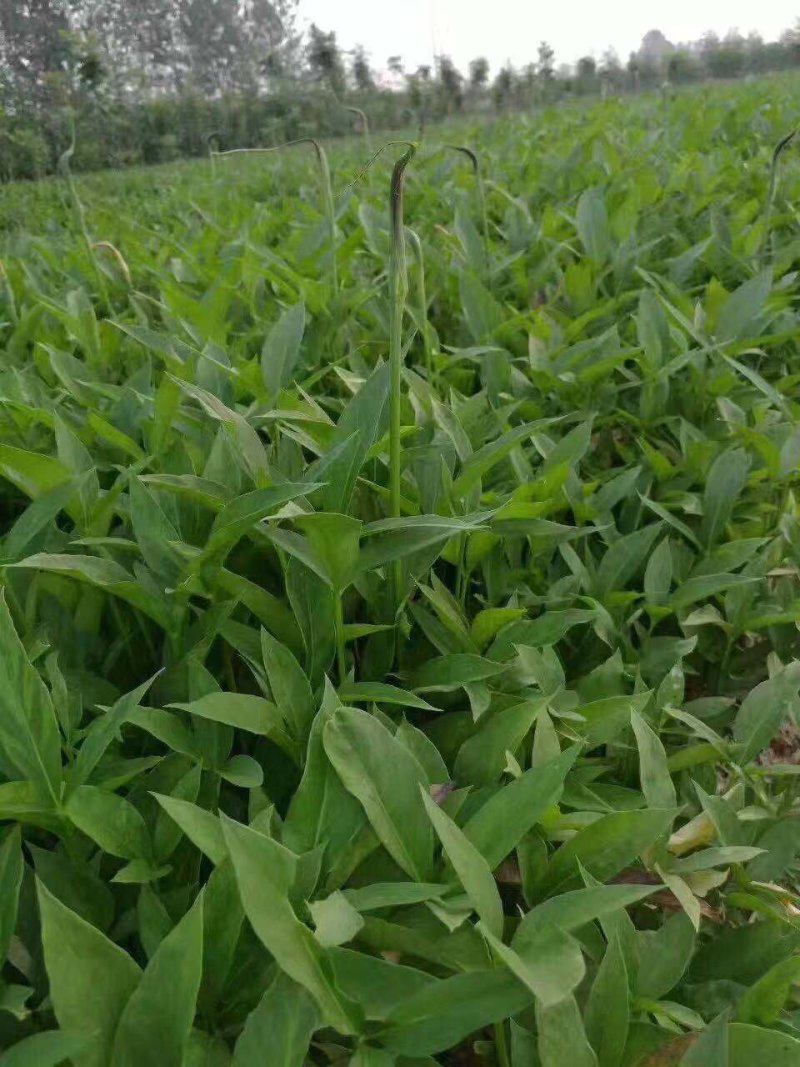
left=212, top=138, right=339, bottom=293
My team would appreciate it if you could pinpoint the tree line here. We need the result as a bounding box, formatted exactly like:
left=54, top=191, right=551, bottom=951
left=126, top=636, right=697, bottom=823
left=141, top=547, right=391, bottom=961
left=1, top=2, right=799, bottom=179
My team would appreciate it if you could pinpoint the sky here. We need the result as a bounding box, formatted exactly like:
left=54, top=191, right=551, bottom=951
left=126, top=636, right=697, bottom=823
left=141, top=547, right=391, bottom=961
left=297, top=0, right=799, bottom=73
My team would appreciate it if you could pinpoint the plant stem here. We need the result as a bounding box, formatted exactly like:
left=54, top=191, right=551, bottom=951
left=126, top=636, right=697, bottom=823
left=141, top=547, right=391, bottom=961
left=334, top=593, right=347, bottom=684
left=494, top=1021, right=511, bottom=1067
left=388, top=143, right=417, bottom=608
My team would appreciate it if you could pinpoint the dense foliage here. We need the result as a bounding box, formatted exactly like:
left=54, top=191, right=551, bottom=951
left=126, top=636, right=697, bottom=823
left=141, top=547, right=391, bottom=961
left=1, top=76, right=800, bottom=1065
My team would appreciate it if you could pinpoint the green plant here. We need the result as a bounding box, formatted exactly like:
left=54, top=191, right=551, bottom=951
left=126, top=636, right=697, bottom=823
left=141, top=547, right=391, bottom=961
left=0, top=80, right=799, bottom=1067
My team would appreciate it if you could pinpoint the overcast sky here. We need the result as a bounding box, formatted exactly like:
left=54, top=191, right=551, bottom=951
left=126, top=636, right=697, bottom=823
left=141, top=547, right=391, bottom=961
left=298, top=0, right=799, bottom=73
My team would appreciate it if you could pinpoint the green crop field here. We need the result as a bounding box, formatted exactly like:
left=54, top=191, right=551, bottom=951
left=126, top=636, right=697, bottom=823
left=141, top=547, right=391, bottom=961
left=2, top=75, right=800, bottom=1066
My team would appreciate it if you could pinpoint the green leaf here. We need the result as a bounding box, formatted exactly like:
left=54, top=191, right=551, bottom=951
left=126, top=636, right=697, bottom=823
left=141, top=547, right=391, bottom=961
left=359, top=514, right=488, bottom=571
left=111, top=895, right=204, bottom=1067
left=262, top=302, right=306, bottom=398
left=409, top=653, right=505, bottom=691
left=37, top=880, right=141, bottom=1067
left=636, top=912, right=696, bottom=999
left=728, top=1024, right=800, bottom=1067
left=735, top=954, right=800, bottom=1025
left=0, top=827, right=22, bottom=968
left=537, top=994, right=599, bottom=1067
left=309, top=890, right=365, bottom=947
left=171, top=693, right=297, bottom=759
left=679, top=1011, right=729, bottom=1067
left=261, top=628, right=315, bottom=743
left=716, top=269, right=771, bottom=342
left=701, top=449, right=750, bottom=548
left=283, top=685, right=367, bottom=868
left=421, top=787, right=503, bottom=937
left=576, top=186, right=610, bottom=264
left=462, top=747, right=578, bottom=868
left=66, top=785, right=149, bottom=860
left=631, top=710, right=677, bottom=810
left=323, top=707, right=433, bottom=881
left=233, top=970, right=320, bottom=1067
left=584, top=935, right=628, bottom=1067
left=0, top=1032, right=89, bottom=1067
left=220, top=813, right=357, bottom=1032
left=380, top=970, right=532, bottom=1056
left=0, top=477, right=80, bottom=562
left=595, top=523, right=663, bottom=597
left=0, top=591, right=61, bottom=804
left=204, top=483, right=323, bottom=562
left=312, top=361, right=390, bottom=514
left=455, top=697, right=547, bottom=786
left=482, top=923, right=585, bottom=1007
left=337, top=682, right=437, bottom=712
left=733, top=662, right=800, bottom=764
left=151, top=794, right=226, bottom=864
left=540, top=808, right=675, bottom=895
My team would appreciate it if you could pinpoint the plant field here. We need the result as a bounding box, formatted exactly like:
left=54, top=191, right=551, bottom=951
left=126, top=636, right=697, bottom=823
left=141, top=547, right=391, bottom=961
left=3, top=77, right=800, bottom=1065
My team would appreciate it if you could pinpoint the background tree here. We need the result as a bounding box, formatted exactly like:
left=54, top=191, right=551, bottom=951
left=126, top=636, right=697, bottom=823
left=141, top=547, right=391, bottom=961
left=306, top=23, right=346, bottom=97
left=436, top=54, right=463, bottom=112
left=351, top=45, right=374, bottom=92
left=469, top=56, right=489, bottom=91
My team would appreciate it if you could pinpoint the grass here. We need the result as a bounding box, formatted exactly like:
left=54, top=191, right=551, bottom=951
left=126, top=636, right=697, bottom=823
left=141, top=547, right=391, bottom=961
left=1, top=74, right=800, bottom=1065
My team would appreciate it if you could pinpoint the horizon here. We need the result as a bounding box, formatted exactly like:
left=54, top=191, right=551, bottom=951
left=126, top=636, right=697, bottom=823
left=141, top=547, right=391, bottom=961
left=296, top=0, right=799, bottom=74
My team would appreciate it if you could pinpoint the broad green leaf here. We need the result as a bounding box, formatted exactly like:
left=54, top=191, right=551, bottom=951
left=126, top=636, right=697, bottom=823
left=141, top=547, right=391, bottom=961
left=463, top=746, right=578, bottom=868
left=323, top=707, right=433, bottom=881
left=636, top=912, right=696, bottom=999
left=220, top=814, right=357, bottom=1032
left=261, top=628, right=315, bottom=743
left=584, top=935, right=628, bottom=1067
left=111, top=895, right=204, bottom=1067
left=679, top=1011, right=729, bottom=1066
left=735, top=954, right=800, bottom=1025
left=701, top=449, right=750, bottom=548
left=0, top=1032, right=89, bottom=1067
left=716, top=269, right=771, bottom=342
left=380, top=969, right=532, bottom=1056
left=540, top=808, right=675, bottom=895
left=337, top=682, right=436, bottom=712
left=728, top=1024, right=800, bottom=1066
left=151, top=794, right=226, bottom=864
left=0, top=591, right=61, bottom=804
left=576, top=186, right=610, bottom=264
left=482, top=923, right=585, bottom=1007
left=171, top=693, right=297, bottom=758
left=733, top=662, right=800, bottom=764
left=595, top=523, right=663, bottom=597
left=0, top=827, right=23, bottom=963
left=455, top=697, right=547, bottom=786
left=631, top=710, right=677, bottom=810
left=309, top=890, right=365, bottom=947
left=262, top=302, right=306, bottom=397
left=37, top=880, right=141, bottom=1067
left=421, top=787, right=503, bottom=937
left=536, top=994, right=598, bottom=1067
left=233, top=970, right=320, bottom=1067
left=66, top=785, right=149, bottom=860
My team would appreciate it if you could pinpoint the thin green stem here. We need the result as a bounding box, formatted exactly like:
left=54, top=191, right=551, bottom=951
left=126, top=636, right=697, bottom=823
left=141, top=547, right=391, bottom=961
left=388, top=143, right=417, bottom=611
left=760, top=128, right=797, bottom=267
left=494, top=1021, right=511, bottom=1067
left=334, top=594, right=347, bottom=685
